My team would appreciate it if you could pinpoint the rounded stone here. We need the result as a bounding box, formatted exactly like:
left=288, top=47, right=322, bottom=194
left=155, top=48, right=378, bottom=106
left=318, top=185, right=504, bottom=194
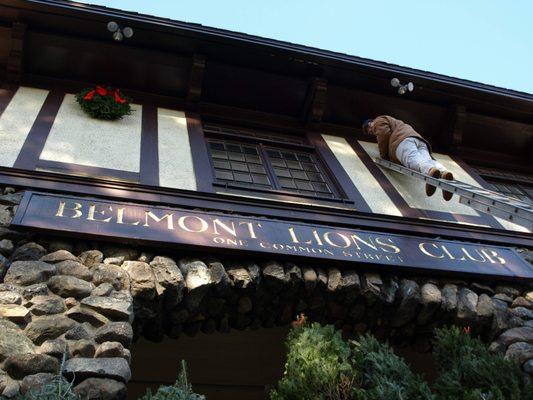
left=47, top=275, right=94, bottom=299
left=37, top=339, right=68, bottom=360
left=0, top=319, right=35, bottom=362
left=70, top=339, right=96, bottom=357
left=94, top=322, right=133, bottom=347
left=74, top=377, right=127, bottom=400
left=92, top=264, right=130, bottom=291
left=95, top=341, right=128, bottom=360
left=4, top=353, right=59, bottom=379
left=40, top=250, right=78, bottom=264
left=4, top=261, right=56, bottom=286
left=29, top=295, right=66, bottom=316
left=65, top=324, right=91, bottom=340
left=20, top=372, right=55, bottom=394
left=56, top=260, right=92, bottom=281
left=25, top=315, right=76, bottom=344
left=63, top=357, right=131, bottom=382
left=10, top=242, right=47, bottom=262
left=0, top=291, right=22, bottom=305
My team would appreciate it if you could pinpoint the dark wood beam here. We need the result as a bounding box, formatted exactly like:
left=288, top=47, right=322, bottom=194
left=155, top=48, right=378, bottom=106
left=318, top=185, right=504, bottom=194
left=6, top=22, right=26, bottom=84
left=301, top=77, right=327, bottom=125
left=440, top=104, right=466, bottom=151
left=186, top=53, right=206, bottom=107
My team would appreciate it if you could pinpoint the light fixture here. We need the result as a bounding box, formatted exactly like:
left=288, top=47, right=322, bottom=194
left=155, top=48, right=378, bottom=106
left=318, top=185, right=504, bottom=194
left=107, top=21, right=134, bottom=42
left=391, top=78, right=414, bottom=95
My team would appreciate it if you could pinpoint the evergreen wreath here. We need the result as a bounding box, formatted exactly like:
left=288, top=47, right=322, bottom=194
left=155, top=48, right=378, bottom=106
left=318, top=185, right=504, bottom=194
left=75, top=85, right=132, bottom=120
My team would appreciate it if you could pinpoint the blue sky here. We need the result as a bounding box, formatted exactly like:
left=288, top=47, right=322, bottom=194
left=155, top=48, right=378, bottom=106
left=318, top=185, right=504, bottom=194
left=79, top=0, right=533, bottom=94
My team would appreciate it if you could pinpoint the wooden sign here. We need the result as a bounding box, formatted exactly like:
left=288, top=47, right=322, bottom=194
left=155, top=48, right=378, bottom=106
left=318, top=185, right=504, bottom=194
left=12, top=191, right=533, bottom=280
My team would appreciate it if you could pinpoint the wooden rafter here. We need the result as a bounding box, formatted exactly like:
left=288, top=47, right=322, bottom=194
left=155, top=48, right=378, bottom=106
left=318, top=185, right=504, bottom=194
left=301, top=77, right=327, bottom=124
left=186, top=53, right=206, bottom=106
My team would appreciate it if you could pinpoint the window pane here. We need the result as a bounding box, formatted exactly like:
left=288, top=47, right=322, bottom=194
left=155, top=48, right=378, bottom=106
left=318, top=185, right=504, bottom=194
left=213, top=160, right=231, bottom=170
left=215, top=170, right=233, bottom=181
left=207, top=138, right=273, bottom=190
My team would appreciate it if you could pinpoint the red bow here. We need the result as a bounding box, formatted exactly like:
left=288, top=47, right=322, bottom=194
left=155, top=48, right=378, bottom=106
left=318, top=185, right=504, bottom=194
left=83, top=85, right=126, bottom=104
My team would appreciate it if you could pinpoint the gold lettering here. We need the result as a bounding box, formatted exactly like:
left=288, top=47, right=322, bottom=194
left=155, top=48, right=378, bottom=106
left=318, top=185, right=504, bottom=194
left=441, top=245, right=456, bottom=260
left=311, top=230, right=323, bottom=246
left=419, top=243, right=444, bottom=258
left=288, top=227, right=300, bottom=243
left=323, top=231, right=351, bottom=248
left=87, top=204, right=112, bottom=223
left=375, top=237, right=401, bottom=254
left=481, top=249, right=506, bottom=265
left=144, top=211, right=174, bottom=230
left=460, top=247, right=486, bottom=262
left=350, top=234, right=378, bottom=251
left=116, top=208, right=140, bottom=225
left=55, top=201, right=83, bottom=218
left=213, top=219, right=237, bottom=237
left=177, top=215, right=207, bottom=233
left=239, top=222, right=258, bottom=239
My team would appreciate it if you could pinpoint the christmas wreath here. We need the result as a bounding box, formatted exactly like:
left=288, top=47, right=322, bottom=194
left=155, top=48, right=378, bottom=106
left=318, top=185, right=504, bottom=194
left=75, top=85, right=132, bottom=120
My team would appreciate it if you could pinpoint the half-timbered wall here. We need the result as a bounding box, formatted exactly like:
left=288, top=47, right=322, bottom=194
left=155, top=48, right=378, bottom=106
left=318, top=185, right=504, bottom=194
left=0, top=86, right=529, bottom=234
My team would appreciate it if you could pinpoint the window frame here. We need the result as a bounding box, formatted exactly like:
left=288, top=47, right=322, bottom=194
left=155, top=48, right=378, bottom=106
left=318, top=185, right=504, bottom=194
left=203, top=124, right=354, bottom=207
left=473, top=167, right=533, bottom=204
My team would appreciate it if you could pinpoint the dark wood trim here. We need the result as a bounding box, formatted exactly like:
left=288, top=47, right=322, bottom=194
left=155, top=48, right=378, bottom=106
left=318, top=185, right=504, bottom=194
left=0, top=166, right=530, bottom=247
left=347, top=137, right=421, bottom=218
left=0, top=86, right=17, bottom=118
left=186, top=53, right=206, bottom=106
left=185, top=112, right=214, bottom=192
left=13, top=90, right=64, bottom=170
left=301, top=77, right=327, bottom=125
left=306, top=131, right=371, bottom=213
left=35, top=159, right=139, bottom=182
left=6, top=22, right=26, bottom=84
left=139, top=103, right=159, bottom=186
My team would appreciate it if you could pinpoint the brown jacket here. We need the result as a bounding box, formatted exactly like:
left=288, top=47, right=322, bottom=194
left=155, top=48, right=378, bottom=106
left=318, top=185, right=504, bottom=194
left=370, top=115, right=431, bottom=163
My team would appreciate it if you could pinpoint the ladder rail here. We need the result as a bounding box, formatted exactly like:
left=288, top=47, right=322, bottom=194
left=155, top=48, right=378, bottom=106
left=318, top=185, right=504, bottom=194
left=374, top=157, right=533, bottom=228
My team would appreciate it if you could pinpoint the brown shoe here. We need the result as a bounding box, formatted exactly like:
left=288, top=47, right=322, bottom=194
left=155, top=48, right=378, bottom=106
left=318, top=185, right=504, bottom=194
left=441, top=171, right=454, bottom=201
left=425, top=167, right=441, bottom=197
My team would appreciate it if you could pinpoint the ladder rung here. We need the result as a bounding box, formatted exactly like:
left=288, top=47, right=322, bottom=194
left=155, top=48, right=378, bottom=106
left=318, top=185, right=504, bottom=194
left=459, top=196, right=533, bottom=230
left=373, top=157, right=533, bottom=229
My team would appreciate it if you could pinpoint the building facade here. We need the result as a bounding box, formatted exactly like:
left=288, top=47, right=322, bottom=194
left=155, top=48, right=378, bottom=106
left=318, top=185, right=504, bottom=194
left=0, top=1, right=532, bottom=399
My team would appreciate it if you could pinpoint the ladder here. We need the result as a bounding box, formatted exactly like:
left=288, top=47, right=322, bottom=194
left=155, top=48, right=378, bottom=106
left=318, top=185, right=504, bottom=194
left=374, top=157, right=533, bottom=231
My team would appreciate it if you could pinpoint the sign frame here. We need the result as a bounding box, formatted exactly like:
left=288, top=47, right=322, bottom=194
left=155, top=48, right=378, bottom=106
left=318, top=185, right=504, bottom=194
left=11, top=191, right=533, bottom=282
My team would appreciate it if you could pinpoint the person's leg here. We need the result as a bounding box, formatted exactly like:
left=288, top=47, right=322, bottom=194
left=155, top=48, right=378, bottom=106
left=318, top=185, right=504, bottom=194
left=395, top=138, right=441, bottom=196
left=416, top=141, right=454, bottom=200
left=396, top=138, right=426, bottom=173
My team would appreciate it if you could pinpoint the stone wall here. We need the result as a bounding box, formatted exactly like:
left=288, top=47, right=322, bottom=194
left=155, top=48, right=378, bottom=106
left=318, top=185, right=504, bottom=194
left=0, top=186, right=532, bottom=398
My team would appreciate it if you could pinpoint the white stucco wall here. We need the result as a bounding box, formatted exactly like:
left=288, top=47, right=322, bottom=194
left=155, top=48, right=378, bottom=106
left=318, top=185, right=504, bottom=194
left=0, top=87, right=49, bottom=167
left=322, top=134, right=402, bottom=216
left=359, top=141, right=480, bottom=215
left=157, top=108, right=197, bottom=190
left=40, top=94, right=142, bottom=172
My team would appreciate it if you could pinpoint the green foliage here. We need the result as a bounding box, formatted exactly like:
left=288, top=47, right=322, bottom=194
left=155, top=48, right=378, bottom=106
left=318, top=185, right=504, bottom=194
left=15, top=375, right=79, bottom=400
left=271, top=323, right=357, bottom=400
left=351, top=335, right=434, bottom=400
left=271, top=323, right=532, bottom=400
left=138, top=360, right=205, bottom=400
left=75, top=86, right=132, bottom=120
left=432, top=326, right=533, bottom=400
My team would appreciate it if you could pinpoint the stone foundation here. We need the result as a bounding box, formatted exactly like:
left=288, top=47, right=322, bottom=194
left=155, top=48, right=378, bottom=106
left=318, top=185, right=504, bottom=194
left=0, top=186, right=532, bottom=398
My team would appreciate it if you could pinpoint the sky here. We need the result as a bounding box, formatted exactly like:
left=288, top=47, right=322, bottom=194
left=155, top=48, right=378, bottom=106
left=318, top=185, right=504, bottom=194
left=78, top=0, right=533, bottom=94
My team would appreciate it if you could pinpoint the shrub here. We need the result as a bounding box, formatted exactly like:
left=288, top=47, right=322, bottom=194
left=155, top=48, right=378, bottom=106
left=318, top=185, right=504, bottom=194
left=432, top=326, right=533, bottom=400
left=351, top=335, right=434, bottom=400
left=271, top=322, right=357, bottom=400
left=138, top=360, right=205, bottom=400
